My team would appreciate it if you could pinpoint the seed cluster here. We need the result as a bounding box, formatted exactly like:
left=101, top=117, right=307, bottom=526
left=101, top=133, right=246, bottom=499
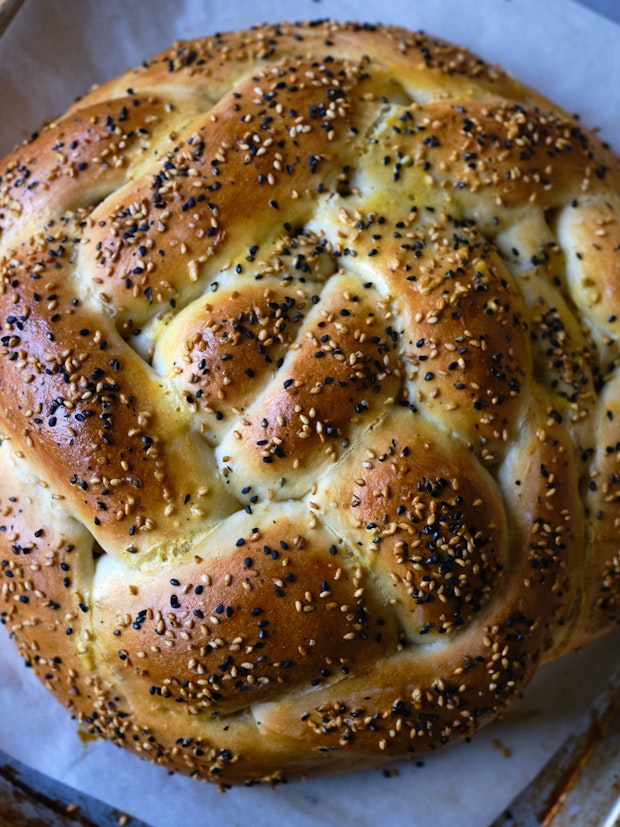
left=0, top=20, right=619, bottom=786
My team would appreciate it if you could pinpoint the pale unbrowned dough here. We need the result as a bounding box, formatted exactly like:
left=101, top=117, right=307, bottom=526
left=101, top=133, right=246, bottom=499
left=0, top=20, right=619, bottom=785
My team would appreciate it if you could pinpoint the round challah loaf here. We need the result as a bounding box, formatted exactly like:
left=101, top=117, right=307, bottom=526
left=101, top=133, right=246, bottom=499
left=1, top=19, right=619, bottom=785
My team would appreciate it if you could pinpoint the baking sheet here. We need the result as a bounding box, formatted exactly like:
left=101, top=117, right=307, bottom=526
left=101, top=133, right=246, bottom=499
left=0, top=1, right=619, bottom=825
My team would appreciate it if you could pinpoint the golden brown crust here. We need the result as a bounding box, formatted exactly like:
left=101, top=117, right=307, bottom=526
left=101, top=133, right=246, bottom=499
left=1, top=19, right=619, bottom=786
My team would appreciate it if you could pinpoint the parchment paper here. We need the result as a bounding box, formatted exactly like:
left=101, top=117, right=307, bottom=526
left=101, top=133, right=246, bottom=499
left=0, top=1, right=619, bottom=825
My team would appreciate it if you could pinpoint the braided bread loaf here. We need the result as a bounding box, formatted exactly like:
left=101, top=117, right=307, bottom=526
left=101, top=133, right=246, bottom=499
left=1, top=20, right=619, bottom=785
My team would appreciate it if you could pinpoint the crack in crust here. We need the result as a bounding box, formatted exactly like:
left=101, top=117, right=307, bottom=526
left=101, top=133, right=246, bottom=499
left=0, top=20, right=619, bottom=786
